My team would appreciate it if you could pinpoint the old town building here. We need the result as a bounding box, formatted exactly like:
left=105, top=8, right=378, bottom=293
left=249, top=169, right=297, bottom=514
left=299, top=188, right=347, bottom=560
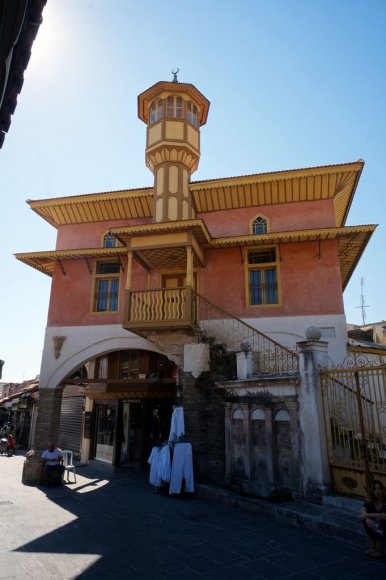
left=15, top=77, right=376, bottom=498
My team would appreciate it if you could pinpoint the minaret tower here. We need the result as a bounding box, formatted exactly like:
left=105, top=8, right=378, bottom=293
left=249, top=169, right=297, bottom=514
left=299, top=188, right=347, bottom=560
left=138, top=72, right=210, bottom=223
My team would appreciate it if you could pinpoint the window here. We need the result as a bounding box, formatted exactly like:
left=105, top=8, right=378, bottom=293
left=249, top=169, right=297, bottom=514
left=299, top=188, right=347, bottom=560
left=149, top=99, right=163, bottom=124
left=93, top=261, right=120, bottom=312
left=166, top=96, right=183, bottom=119
left=186, top=102, right=198, bottom=126
left=252, top=216, right=268, bottom=235
left=103, top=233, right=116, bottom=248
left=247, top=248, right=278, bottom=305
left=319, top=327, right=336, bottom=338
left=119, top=350, right=139, bottom=379
left=94, top=356, right=108, bottom=379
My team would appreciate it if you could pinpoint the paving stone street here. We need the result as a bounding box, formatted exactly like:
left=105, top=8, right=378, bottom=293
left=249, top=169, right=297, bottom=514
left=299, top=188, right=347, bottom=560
left=0, top=454, right=384, bottom=579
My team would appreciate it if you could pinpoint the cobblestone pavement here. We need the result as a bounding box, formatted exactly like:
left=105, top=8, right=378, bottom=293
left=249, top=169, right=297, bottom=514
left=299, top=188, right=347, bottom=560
left=0, top=454, right=384, bottom=579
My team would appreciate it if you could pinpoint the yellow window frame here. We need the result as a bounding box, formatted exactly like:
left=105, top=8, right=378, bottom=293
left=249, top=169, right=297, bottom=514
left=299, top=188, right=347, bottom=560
left=91, top=259, right=122, bottom=314
left=244, top=246, right=281, bottom=307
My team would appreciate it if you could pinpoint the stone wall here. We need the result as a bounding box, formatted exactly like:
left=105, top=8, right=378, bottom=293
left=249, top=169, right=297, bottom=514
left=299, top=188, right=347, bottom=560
left=182, top=371, right=226, bottom=485
left=34, top=386, right=64, bottom=451
left=218, top=375, right=300, bottom=499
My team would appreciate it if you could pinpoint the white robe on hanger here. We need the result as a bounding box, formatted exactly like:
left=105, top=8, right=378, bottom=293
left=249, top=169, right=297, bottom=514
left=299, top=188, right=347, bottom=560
left=168, top=406, right=185, bottom=442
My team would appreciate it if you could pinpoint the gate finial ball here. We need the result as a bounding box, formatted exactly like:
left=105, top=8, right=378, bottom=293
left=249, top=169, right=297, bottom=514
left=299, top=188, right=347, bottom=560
left=305, top=326, right=322, bottom=341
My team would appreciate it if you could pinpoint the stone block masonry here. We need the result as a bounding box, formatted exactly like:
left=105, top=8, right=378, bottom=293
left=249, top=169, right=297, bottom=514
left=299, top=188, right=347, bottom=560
left=34, top=386, right=64, bottom=450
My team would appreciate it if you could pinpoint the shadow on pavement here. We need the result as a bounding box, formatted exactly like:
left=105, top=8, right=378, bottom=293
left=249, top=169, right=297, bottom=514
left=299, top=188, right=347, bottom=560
left=14, top=462, right=204, bottom=579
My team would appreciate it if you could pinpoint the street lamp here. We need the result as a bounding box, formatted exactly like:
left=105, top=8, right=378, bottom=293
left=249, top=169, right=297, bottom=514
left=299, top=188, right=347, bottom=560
left=0, top=360, right=4, bottom=379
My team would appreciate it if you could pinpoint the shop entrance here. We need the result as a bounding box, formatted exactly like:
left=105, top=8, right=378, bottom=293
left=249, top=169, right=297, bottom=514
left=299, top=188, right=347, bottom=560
left=94, top=402, right=116, bottom=464
left=118, top=399, right=173, bottom=468
left=119, top=400, right=144, bottom=466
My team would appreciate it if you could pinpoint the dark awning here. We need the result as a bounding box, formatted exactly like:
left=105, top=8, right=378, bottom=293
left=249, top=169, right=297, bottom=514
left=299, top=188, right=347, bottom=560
left=0, top=0, right=47, bottom=147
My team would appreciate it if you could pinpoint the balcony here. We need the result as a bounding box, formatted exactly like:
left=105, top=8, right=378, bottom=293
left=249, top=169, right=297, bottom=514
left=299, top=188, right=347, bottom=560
left=123, top=287, right=197, bottom=335
left=123, top=287, right=298, bottom=374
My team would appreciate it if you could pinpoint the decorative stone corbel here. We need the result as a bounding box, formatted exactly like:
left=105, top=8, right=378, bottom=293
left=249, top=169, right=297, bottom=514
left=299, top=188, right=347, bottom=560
left=53, top=336, right=67, bottom=359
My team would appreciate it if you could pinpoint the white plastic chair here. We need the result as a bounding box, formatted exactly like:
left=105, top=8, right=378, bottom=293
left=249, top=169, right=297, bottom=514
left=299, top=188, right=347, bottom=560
left=62, top=450, right=77, bottom=483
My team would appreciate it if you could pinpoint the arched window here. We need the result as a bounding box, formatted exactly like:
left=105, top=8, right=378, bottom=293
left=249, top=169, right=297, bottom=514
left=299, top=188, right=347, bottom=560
left=186, top=102, right=198, bottom=127
left=103, top=233, right=116, bottom=248
left=252, top=216, right=268, bottom=235
left=149, top=99, right=163, bottom=124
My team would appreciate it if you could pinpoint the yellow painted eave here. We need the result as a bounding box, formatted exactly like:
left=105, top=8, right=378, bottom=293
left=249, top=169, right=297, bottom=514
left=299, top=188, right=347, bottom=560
left=15, top=223, right=375, bottom=290
left=27, top=187, right=153, bottom=228
left=14, top=247, right=129, bottom=277
left=25, top=161, right=364, bottom=229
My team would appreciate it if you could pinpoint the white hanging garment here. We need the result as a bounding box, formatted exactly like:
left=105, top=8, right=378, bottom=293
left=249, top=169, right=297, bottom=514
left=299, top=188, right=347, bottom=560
left=159, top=444, right=171, bottom=482
left=168, top=406, right=185, bottom=442
left=169, top=442, right=194, bottom=494
left=148, top=447, right=162, bottom=486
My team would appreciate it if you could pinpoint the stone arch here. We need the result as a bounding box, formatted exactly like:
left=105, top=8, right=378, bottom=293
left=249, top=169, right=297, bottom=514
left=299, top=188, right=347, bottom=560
left=251, top=408, right=265, bottom=421
left=232, top=409, right=243, bottom=420
left=41, top=331, right=164, bottom=389
left=274, top=409, right=290, bottom=422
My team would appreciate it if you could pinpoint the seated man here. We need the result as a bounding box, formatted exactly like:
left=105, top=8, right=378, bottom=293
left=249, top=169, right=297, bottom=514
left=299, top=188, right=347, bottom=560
left=41, top=441, right=65, bottom=486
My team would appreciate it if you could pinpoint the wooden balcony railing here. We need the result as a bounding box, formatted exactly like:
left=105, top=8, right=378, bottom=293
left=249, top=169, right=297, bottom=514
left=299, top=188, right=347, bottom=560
left=123, top=287, right=197, bottom=332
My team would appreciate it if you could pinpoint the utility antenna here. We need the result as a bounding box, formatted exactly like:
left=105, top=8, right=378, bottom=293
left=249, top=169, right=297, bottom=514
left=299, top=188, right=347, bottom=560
left=356, top=276, right=369, bottom=325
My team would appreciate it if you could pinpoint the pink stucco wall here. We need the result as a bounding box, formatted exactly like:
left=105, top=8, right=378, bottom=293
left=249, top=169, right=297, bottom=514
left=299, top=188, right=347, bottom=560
left=47, top=238, right=344, bottom=326
left=46, top=198, right=344, bottom=326
left=55, top=219, right=151, bottom=250
left=47, top=259, right=148, bottom=326
left=197, top=240, right=344, bottom=318
left=198, top=199, right=336, bottom=238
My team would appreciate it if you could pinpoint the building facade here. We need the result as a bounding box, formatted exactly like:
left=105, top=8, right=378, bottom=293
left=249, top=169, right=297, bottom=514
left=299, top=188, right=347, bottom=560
left=15, top=78, right=375, bottom=494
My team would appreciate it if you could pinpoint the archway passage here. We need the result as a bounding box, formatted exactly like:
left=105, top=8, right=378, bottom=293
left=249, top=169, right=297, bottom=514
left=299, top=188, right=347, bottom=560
left=58, top=349, right=177, bottom=467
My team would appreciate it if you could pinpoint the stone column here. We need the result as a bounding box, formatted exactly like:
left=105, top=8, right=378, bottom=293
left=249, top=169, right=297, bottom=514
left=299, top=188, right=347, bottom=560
left=224, top=402, right=232, bottom=485
left=240, top=403, right=251, bottom=480
left=264, top=407, right=274, bottom=486
left=34, top=386, right=64, bottom=451
left=297, top=339, right=330, bottom=501
left=287, top=401, right=300, bottom=492
left=236, top=351, right=253, bottom=379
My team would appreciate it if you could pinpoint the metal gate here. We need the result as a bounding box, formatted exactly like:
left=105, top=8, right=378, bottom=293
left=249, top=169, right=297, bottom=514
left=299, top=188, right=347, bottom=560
left=58, top=396, right=84, bottom=459
left=321, top=361, right=386, bottom=498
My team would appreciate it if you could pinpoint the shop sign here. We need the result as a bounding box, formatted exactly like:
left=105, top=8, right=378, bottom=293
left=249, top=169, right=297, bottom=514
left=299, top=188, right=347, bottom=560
left=122, top=399, right=141, bottom=404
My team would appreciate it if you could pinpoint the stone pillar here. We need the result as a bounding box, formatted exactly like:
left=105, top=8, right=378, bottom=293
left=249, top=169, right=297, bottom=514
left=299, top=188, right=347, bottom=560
left=264, top=408, right=274, bottom=486
left=240, top=403, right=251, bottom=479
left=34, top=386, right=64, bottom=451
left=224, top=403, right=232, bottom=485
left=287, top=401, right=300, bottom=492
left=181, top=372, right=205, bottom=477
left=236, top=351, right=253, bottom=379
left=297, top=339, right=330, bottom=501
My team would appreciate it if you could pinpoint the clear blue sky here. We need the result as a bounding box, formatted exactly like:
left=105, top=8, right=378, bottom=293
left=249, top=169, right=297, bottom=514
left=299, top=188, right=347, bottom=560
left=1, top=0, right=385, bottom=383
